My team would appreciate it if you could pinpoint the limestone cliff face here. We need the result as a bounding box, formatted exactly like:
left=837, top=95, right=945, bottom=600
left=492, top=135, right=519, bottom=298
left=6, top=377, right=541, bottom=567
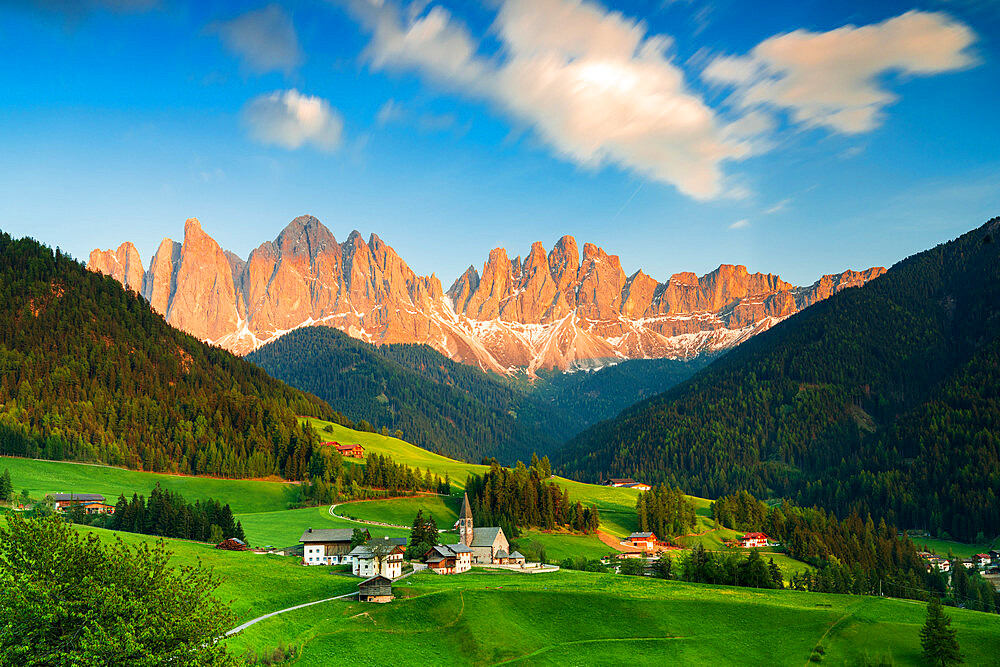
left=88, top=242, right=144, bottom=293
left=89, top=219, right=886, bottom=373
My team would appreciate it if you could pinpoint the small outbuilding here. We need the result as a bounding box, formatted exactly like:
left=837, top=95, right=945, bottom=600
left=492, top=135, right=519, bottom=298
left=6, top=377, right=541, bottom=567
left=358, top=575, right=394, bottom=603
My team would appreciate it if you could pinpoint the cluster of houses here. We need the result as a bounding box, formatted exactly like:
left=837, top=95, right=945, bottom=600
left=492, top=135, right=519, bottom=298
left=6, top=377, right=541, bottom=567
left=299, top=494, right=529, bottom=603
left=321, top=442, right=365, bottom=459
left=52, top=493, right=116, bottom=515
left=918, top=549, right=1000, bottom=575
left=424, top=494, right=525, bottom=573
left=605, top=478, right=652, bottom=491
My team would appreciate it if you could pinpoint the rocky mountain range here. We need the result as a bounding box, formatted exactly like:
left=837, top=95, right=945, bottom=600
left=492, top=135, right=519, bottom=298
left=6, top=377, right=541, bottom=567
left=88, top=216, right=885, bottom=373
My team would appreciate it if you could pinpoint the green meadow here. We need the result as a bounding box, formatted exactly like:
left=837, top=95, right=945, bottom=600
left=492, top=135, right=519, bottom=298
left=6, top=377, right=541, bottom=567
left=0, top=455, right=297, bottom=513
left=341, top=494, right=460, bottom=528
left=226, top=568, right=1000, bottom=666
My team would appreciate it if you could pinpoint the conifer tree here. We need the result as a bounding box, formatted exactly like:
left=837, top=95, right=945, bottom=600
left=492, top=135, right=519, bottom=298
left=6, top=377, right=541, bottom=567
left=920, top=597, right=963, bottom=666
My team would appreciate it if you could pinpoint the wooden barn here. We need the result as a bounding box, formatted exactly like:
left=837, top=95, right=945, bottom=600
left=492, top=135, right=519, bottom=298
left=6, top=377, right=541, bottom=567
left=358, top=575, right=394, bottom=603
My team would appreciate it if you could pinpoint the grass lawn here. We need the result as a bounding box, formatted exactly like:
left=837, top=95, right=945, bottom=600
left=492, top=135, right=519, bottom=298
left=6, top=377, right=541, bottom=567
left=512, top=529, right=614, bottom=562
left=341, top=494, right=460, bottom=528
left=0, top=455, right=298, bottom=514
left=75, top=525, right=358, bottom=624
left=914, top=535, right=1000, bottom=559
left=237, top=506, right=412, bottom=549
left=227, top=568, right=1000, bottom=666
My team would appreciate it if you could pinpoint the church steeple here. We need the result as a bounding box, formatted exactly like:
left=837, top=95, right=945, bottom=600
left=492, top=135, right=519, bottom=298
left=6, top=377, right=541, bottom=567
left=459, top=492, right=474, bottom=547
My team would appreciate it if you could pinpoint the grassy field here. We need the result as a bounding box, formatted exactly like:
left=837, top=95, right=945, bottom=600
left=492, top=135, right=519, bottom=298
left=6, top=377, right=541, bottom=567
left=512, top=528, right=613, bottom=561
left=75, top=525, right=357, bottom=624
left=0, top=455, right=298, bottom=514
left=914, top=535, right=1000, bottom=559
left=227, top=567, right=1000, bottom=665
left=236, top=506, right=428, bottom=549
left=306, top=419, right=644, bottom=537
left=341, top=494, right=460, bottom=528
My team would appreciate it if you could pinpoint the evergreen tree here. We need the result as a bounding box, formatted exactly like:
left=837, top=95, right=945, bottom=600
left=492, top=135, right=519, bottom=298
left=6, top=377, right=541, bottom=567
left=0, top=468, right=11, bottom=501
left=920, top=597, right=963, bottom=666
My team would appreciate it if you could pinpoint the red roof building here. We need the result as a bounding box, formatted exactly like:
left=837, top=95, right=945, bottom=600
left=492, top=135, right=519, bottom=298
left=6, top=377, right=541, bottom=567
left=335, top=443, right=365, bottom=459
left=738, top=532, right=769, bottom=548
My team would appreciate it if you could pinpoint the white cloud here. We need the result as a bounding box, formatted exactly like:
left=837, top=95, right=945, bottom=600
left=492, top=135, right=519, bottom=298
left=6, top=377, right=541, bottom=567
left=243, top=89, right=343, bottom=151
left=704, top=11, right=977, bottom=134
left=762, top=198, right=789, bottom=215
left=210, top=4, right=303, bottom=75
left=729, top=218, right=749, bottom=229
left=341, top=0, right=751, bottom=200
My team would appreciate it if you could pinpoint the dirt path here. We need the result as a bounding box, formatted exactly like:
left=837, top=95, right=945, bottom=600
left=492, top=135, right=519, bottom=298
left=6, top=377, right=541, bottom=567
left=597, top=530, right=640, bottom=553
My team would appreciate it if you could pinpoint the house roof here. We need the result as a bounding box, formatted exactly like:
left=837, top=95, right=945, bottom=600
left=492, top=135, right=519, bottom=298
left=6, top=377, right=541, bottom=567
left=349, top=545, right=373, bottom=557
left=336, top=443, right=362, bottom=451
left=471, top=526, right=503, bottom=547
left=495, top=549, right=509, bottom=559
left=741, top=532, right=769, bottom=539
left=629, top=532, right=654, bottom=539
left=299, top=528, right=359, bottom=543
left=358, top=575, right=392, bottom=587
left=509, top=551, right=524, bottom=559
left=445, top=543, right=471, bottom=554
left=52, top=493, right=104, bottom=502
left=460, top=493, right=473, bottom=521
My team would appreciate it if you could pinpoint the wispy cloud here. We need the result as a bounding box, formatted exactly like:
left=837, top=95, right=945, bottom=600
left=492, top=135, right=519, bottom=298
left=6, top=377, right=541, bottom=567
left=762, top=198, right=790, bottom=215
left=209, top=4, right=303, bottom=75
left=243, top=89, right=343, bottom=151
left=705, top=11, right=977, bottom=134
left=729, top=218, right=750, bottom=229
left=341, top=0, right=756, bottom=201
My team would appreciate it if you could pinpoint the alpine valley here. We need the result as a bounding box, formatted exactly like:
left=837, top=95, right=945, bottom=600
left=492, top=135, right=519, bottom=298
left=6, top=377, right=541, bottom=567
left=88, top=215, right=885, bottom=374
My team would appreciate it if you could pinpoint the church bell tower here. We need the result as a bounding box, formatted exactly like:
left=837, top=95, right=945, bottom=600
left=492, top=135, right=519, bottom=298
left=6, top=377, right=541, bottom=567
left=459, top=493, right=474, bottom=546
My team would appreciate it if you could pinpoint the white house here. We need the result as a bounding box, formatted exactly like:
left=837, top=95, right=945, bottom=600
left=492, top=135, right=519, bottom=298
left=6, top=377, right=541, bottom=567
left=351, top=539, right=405, bottom=579
left=300, top=528, right=366, bottom=566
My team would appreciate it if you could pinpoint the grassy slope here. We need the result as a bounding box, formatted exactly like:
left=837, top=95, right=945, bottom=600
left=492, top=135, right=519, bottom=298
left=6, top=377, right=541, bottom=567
left=228, top=568, right=1000, bottom=666
left=914, top=535, right=1000, bottom=559
left=77, top=525, right=357, bottom=624
left=0, top=456, right=298, bottom=513
left=307, top=419, right=643, bottom=537
left=342, top=495, right=460, bottom=529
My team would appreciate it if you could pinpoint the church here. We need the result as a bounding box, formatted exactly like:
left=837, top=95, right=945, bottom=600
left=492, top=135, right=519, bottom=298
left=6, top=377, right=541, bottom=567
left=456, top=493, right=518, bottom=564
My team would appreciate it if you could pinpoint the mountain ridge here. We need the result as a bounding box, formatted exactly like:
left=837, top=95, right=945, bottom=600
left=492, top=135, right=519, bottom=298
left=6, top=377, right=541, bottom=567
left=89, top=216, right=885, bottom=373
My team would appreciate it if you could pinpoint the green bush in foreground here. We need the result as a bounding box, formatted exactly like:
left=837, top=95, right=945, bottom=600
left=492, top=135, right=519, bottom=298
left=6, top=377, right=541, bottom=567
left=0, top=515, right=237, bottom=666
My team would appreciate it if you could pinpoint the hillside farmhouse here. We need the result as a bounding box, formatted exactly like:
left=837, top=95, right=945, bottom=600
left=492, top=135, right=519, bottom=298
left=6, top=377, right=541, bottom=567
left=350, top=538, right=406, bottom=578
left=52, top=493, right=106, bottom=512
left=605, top=479, right=651, bottom=491
left=739, top=532, right=769, bottom=548
left=300, top=527, right=370, bottom=565
left=358, top=575, right=394, bottom=603
left=627, top=532, right=658, bottom=551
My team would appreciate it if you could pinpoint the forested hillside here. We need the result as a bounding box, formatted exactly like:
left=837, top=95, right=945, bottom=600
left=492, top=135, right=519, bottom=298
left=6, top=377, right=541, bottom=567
left=530, top=356, right=712, bottom=427
left=557, top=218, right=1000, bottom=542
left=0, top=232, right=336, bottom=479
left=247, top=326, right=576, bottom=463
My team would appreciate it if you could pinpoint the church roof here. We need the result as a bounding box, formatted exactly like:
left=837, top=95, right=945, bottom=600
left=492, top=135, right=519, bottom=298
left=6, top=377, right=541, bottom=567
left=460, top=493, right=473, bottom=520
left=471, top=526, right=503, bottom=547
left=495, top=549, right=509, bottom=559
left=509, top=551, right=525, bottom=559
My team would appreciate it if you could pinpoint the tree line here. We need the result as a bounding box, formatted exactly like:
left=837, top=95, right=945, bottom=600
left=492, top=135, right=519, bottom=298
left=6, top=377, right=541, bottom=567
left=636, top=484, right=697, bottom=538
left=465, top=460, right=599, bottom=538
left=712, top=490, right=1000, bottom=613
left=102, top=485, right=246, bottom=545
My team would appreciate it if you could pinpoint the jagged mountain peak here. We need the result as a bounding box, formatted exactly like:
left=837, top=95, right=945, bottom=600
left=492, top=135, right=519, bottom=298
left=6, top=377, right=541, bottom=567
left=88, top=219, right=886, bottom=373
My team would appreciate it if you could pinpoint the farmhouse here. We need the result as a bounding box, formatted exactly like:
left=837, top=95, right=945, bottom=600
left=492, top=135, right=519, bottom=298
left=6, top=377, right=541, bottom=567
left=456, top=493, right=511, bottom=564
left=738, top=532, right=769, bottom=548
left=300, top=527, right=369, bottom=565
left=358, top=575, right=394, bottom=603
left=605, top=479, right=652, bottom=491
left=425, top=543, right=473, bottom=574
left=350, top=539, right=405, bottom=579
left=627, top=531, right=657, bottom=551
left=52, top=493, right=105, bottom=511
left=81, top=501, right=116, bottom=515
left=336, top=443, right=365, bottom=459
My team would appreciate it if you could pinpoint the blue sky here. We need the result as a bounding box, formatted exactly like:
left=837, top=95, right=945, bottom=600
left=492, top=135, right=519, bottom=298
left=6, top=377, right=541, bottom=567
left=1, top=0, right=997, bottom=287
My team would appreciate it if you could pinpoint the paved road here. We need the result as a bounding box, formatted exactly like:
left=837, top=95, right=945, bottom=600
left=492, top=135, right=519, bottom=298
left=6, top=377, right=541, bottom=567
left=225, top=564, right=427, bottom=636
